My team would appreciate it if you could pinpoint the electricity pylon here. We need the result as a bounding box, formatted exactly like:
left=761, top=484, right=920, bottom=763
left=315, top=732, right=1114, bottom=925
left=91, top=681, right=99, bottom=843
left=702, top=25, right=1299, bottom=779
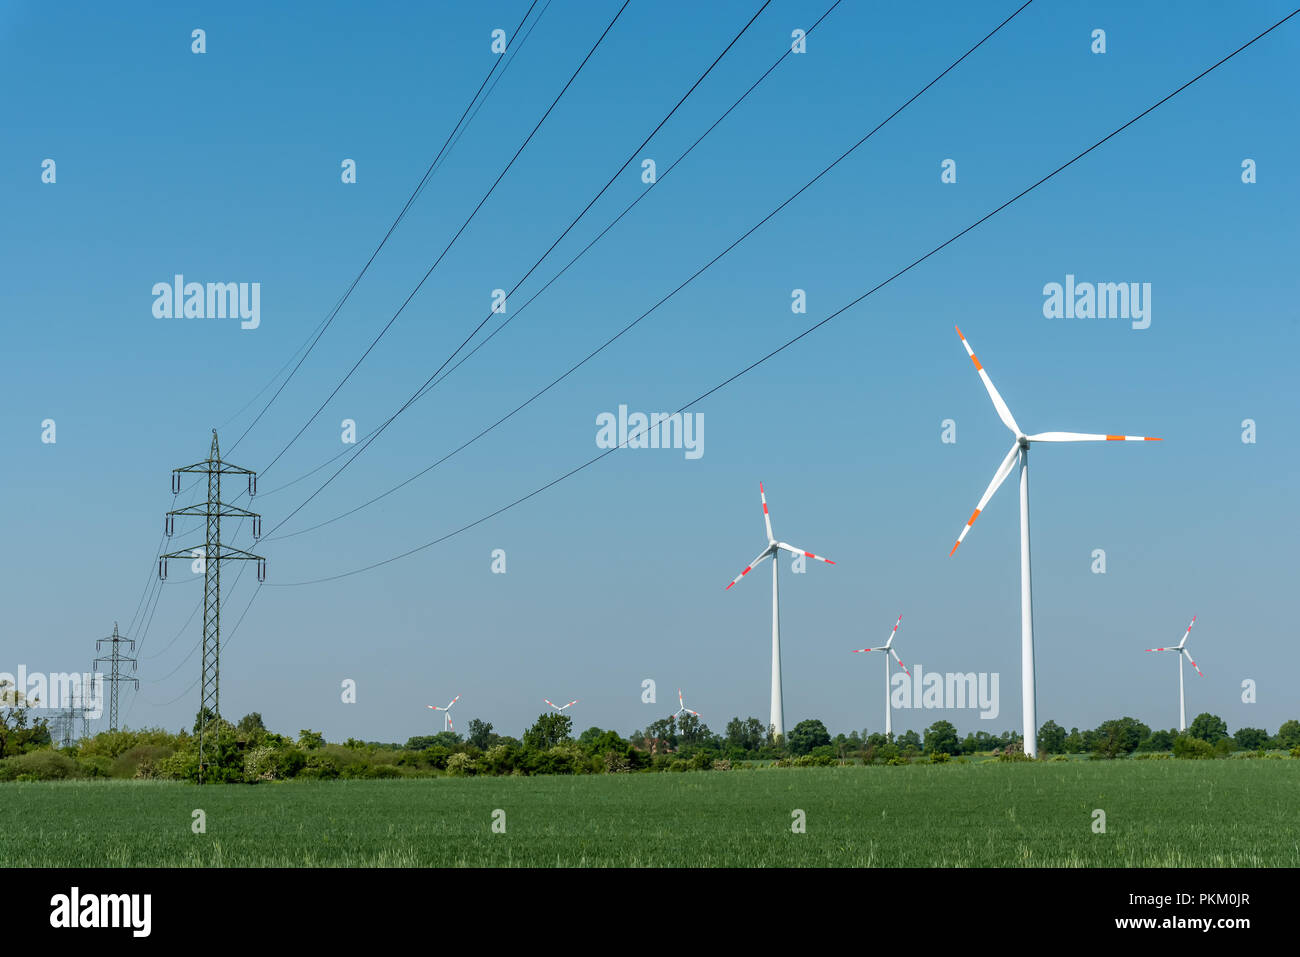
left=160, top=430, right=265, bottom=783
left=93, top=622, right=138, bottom=732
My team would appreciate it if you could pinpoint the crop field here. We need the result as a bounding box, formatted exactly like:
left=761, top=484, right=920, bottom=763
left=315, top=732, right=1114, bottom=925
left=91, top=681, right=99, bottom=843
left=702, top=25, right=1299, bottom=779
left=3, top=761, right=1298, bottom=867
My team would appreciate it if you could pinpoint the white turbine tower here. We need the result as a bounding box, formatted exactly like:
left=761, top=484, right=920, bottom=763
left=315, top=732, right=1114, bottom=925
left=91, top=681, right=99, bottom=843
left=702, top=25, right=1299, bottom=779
left=671, top=689, right=700, bottom=722
left=544, top=698, right=578, bottom=714
left=948, top=327, right=1161, bottom=758
left=1146, top=616, right=1201, bottom=731
left=427, top=694, right=460, bottom=732
left=851, top=615, right=909, bottom=737
left=726, top=481, right=835, bottom=740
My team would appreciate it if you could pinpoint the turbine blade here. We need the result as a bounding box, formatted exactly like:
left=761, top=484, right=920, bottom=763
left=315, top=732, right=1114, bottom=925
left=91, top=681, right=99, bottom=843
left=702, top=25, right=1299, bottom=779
left=884, top=615, right=902, bottom=648
left=687, top=709, right=700, bottom=717
left=950, top=441, right=1020, bottom=556
left=759, top=482, right=774, bottom=541
left=1145, top=648, right=1169, bottom=652
left=446, top=695, right=460, bottom=709
left=955, top=326, right=1020, bottom=435
left=1027, top=431, right=1162, bottom=442
left=544, top=699, right=557, bottom=710
left=890, top=647, right=911, bottom=677
left=777, top=542, right=834, bottom=565
left=1177, top=615, right=1196, bottom=649
left=446, top=715, right=454, bottom=731
left=1183, top=649, right=1202, bottom=676
left=725, top=547, right=773, bottom=589
left=565, top=699, right=579, bottom=710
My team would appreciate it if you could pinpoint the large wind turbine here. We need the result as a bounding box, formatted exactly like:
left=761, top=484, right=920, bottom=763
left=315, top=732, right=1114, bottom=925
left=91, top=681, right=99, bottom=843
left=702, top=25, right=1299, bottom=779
left=544, top=698, right=578, bottom=714
left=726, top=482, right=835, bottom=740
left=851, top=615, right=909, bottom=736
left=427, top=694, right=460, bottom=732
left=948, top=327, right=1161, bottom=758
left=1146, top=616, right=1201, bottom=731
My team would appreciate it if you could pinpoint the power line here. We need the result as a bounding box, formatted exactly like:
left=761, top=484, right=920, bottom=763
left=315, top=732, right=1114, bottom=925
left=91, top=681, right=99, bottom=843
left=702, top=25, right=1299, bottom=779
left=266, top=5, right=1296, bottom=586
left=224, top=0, right=546, bottom=455
left=263, top=0, right=774, bottom=537
left=255, top=0, right=634, bottom=480
left=257, top=0, right=844, bottom=524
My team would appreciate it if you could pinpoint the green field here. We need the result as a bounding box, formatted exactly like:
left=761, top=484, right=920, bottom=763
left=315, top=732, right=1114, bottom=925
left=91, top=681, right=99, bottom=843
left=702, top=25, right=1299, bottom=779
left=3, top=761, right=1298, bottom=867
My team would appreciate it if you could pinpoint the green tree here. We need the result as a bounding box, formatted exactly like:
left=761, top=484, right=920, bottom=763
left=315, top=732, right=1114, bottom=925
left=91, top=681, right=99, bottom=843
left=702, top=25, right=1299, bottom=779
left=1137, top=729, right=1175, bottom=752
left=786, top=719, right=831, bottom=756
left=466, top=718, right=494, bottom=750
left=1271, top=719, right=1300, bottom=749
left=0, top=681, right=51, bottom=758
left=1092, top=717, right=1149, bottom=757
left=523, top=712, right=572, bottom=751
left=237, top=712, right=266, bottom=737
left=1036, top=720, right=1066, bottom=755
left=923, top=720, right=960, bottom=756
left=897, top=729, right=921, bottom=755
left=1187, top=713, right=1228, bottom=744
left=297, top=729, right=325, bottom=750
left=1233, top=727, right=1268, bottom=751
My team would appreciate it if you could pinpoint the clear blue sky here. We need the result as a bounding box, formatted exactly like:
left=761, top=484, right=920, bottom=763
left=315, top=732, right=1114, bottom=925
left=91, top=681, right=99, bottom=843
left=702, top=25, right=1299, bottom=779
left=2, top=0, right=1297, bottom=743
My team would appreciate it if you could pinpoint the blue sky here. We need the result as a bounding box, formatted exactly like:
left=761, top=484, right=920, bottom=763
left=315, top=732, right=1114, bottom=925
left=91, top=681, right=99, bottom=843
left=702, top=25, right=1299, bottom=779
left=2, top=0, right=1297, bottom=744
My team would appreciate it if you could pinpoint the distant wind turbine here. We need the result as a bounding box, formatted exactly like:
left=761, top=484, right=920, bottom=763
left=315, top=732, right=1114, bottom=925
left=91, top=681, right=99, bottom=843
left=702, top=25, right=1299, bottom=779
left=1146, top=616, right=1201, bottom=731
left=948, top=326, right=1161, bottom=758
left=426, top=694, right=460, bottom=732
left=725, top=482, right=835, bottom=741
left=851, top=615, right=909, bottom=737
left=544, top=698, right=578, bottom=714
left=671, top=688, right=700, bottom=722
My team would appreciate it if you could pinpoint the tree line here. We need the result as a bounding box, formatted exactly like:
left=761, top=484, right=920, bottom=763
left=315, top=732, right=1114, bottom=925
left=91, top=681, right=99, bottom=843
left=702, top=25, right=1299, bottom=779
left=2, top=691, right=1298, bottom=783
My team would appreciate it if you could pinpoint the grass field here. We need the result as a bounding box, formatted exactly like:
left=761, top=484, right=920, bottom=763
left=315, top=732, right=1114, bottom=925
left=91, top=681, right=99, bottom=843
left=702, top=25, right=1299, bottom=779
left=3, top=761, right=1298, bottom=866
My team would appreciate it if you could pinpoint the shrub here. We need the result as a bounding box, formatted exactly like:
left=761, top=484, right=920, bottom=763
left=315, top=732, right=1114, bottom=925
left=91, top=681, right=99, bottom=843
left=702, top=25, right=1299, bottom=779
left=445, top=752, right=476, bottom=777
left=1173, top=735, right=1215, bottom=759
left=929, top=751, right=951, bottom=764
left=112, top=744, right=175, bottom=779
left=603, top=750, right=630, bottom=773
left=711, top=758, right=732, bottom=771
left=0, top=750, right=88, bottom=781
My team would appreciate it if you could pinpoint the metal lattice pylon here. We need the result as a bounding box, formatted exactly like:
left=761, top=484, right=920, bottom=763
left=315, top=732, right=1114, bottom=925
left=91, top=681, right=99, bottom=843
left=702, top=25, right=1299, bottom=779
left=160, top=430, right=265, bottom=783
left=94, top=622, right=138, bottom=733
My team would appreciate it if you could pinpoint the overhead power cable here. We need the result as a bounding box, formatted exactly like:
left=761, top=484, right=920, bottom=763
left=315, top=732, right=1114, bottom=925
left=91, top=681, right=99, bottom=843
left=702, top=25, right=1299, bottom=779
left=255, top=0, right=635, bottom=479
left=263, top=0, right=777, bottom=537
left=257, top=0, right=844, bottom=520
left=223, top=0, right=546, bottom=454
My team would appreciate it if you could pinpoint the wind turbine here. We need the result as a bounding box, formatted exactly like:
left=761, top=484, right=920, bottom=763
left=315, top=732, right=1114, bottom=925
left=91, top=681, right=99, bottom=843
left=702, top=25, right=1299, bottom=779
left=1146, top=616, right=1201, bottom=731
left=851, top=615, right=909, bottom=737
left=671, top=688, right=700, bottom=722
left=948, top=326, right=1161, bottom=758
left=725, top=481, right=835, bottom=740
left=544, top=698, right=578, bottom=714
left=426, top=694, right=460, bottom=732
